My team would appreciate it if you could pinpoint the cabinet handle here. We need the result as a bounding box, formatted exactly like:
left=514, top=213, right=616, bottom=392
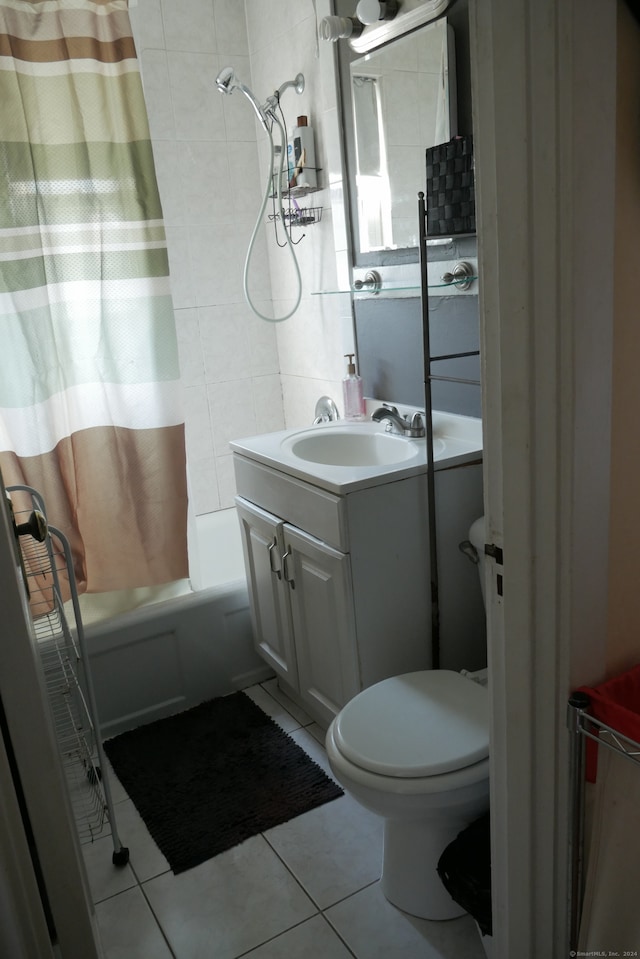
left=268, top=540, right=282, bottom=580
left=282, top=549, right=295, bottom=589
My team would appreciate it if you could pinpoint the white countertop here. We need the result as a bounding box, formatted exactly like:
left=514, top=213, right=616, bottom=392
left=230, top=411, right=483, bottom=495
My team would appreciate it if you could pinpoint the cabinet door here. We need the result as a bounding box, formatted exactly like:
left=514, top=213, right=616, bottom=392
left=282, top=523, right=360, bottom=726
left=235, top=497, right=297, bottom=684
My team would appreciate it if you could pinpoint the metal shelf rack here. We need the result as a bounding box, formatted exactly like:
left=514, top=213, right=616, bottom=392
left=567, top=686, right=640, bottom=951
left=418, top=190, right=481, bottom=669
left=6, top=484, right=129, bottom=864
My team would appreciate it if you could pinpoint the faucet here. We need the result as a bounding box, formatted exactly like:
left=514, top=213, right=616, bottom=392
left=313, top=395, right=340, bottom=424
left=371, top=404, right=425, bottom=437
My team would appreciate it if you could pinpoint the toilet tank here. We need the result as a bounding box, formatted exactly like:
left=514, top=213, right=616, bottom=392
left=469, top=516, right=486, bottom=609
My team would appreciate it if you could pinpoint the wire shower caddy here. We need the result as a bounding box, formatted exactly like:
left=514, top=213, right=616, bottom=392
left=268, top=156, right=323, bottom=245
left=6, top=484, right=129, bottom=866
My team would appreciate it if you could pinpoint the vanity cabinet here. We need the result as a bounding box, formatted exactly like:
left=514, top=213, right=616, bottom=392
left=234, top=452, right=484, bottom=727
left=235, top=498, right=359, bottom=725
left=233, top=451, right=484, bottom=728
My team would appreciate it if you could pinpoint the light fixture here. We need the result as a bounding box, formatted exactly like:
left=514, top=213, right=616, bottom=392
left=318, top=15, right=363, bottom=42
left=356, top=0, right=398, bottom=26
left=318, top=0, right=450, bottom=53
left=349, top=0, right=451, bottom=54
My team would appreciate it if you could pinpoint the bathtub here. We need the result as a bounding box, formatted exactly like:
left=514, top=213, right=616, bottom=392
left=84, top=508, right=272, bottom=738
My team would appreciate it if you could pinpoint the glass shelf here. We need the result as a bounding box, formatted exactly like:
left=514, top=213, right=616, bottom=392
left=311, top=278, right=478, bottom=296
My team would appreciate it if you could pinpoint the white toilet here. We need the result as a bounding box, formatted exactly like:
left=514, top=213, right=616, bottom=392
left=325, top=515, right=489, bottom=921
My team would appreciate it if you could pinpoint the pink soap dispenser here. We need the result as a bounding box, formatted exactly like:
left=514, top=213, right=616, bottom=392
left=342, top=354, right=365, bottom=420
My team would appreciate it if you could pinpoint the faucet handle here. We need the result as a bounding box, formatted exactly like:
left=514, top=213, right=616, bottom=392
left=410, top=412, right=424, bottom=432
left=381, top=403, right=398, bottom=414
left=313, top=395, right=339, bottom=424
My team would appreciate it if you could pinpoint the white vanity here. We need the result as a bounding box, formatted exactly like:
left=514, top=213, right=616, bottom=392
left=231, top=413, right=485, bottom=729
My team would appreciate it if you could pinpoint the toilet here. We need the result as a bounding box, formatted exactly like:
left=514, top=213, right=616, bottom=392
left=325, top=515, right=489, bottom=921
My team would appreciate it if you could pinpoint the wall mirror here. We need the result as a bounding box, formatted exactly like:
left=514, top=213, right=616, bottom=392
left=337, top=12, right=457, bottom=266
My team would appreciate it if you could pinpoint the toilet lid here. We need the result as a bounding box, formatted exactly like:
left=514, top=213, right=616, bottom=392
left=334, top=671, right=489, bottom=778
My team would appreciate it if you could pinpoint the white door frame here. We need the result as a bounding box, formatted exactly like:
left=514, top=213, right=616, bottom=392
left=470, top=1, right=616, bottom=955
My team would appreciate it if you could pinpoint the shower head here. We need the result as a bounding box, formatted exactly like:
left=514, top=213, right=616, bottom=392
left=216, top=66, right=305, bottom=131
left=215, top=66, right=269, bottom=131
left=215, top=65, right=237, bottom=95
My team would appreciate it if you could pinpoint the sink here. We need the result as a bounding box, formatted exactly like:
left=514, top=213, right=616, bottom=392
left=281, top=426, right=437, bottom=467
left=230, top=413, right=481, bottom=495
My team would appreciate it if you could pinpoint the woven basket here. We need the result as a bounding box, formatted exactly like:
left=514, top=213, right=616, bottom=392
left=425, top=136, right=475, bottom=236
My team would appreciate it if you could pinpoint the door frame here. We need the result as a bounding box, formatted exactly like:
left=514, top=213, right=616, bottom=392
left=470, top=1, right=616, bottom=954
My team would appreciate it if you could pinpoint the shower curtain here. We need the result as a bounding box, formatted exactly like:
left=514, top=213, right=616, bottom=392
left=0, top=0, right=188, bottom=594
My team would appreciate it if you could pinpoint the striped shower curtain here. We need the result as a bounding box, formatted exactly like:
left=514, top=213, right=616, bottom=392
left=0, top=0, right=188, bottom=594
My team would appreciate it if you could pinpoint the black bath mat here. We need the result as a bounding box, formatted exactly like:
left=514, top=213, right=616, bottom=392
left=103, top=692, right=343, bottom=874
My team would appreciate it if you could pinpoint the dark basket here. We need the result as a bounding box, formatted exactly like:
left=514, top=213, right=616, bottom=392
left=425, top=136, right=475, bottom=237
left=437, top=812, right=492, bottom=936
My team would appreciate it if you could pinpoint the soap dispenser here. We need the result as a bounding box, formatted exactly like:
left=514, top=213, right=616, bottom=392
left=342, top=354, right=365, bottom=420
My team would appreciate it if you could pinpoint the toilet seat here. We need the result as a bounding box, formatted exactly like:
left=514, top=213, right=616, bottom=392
left=333, top=670, right=489, bottom=778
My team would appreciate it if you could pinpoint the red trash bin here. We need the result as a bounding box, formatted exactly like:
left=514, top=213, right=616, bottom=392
left=578, top=663, right=640, bottom=781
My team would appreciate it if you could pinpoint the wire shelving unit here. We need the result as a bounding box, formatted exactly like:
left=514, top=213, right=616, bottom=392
left=6, top=484, right=129, bottom=864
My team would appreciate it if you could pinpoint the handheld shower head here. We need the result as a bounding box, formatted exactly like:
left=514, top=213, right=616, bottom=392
left=214, top=68, right=307, bottom=322
left=215, top=66, right=269, bottom=130
left=216, top=67, right=306, bottom=130
left=215, top=65, right=236, bottom=95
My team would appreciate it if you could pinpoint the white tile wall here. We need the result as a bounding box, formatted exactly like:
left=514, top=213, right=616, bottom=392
left=246, top=0, right=354, bottom=428
left=130, top=0, right=353, bottom=515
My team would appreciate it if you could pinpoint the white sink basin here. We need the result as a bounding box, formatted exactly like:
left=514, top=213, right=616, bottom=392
left=281, top=426, right=432, bottom=467
left=230, top=413, right=482, bottom=495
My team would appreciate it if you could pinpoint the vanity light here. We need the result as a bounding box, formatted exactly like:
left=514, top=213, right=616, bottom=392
left=319, top=1, right=450, bottom=51
left=318, top=15, right=362, bottom=42
left=348, top=0, right=451, bottom=54
left=356, top=0, right=398, bottom=25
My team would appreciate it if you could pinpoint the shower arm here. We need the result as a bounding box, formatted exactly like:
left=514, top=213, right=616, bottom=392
left=261, top=73, right=305, bottom=121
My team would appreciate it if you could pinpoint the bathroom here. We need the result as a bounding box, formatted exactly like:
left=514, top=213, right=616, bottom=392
left=78, top=0, right=493, bottom=953
left=103, top=1, right=640, bottom=955
left=1, top=0, right=636, bottom=956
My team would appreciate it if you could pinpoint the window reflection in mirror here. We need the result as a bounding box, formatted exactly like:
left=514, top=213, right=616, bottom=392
left=341, top=16, right=457, bottom=264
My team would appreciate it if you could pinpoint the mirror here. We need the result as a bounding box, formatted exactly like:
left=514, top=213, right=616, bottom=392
left=339, top=17, right=457, bottom=265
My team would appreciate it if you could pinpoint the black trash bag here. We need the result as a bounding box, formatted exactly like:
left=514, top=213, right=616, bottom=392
left=436, top=812, right=492, bottom=936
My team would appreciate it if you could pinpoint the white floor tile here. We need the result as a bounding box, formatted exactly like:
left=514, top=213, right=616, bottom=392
left=95, top=885, right=173, bottom=959
left=260, top=678, right=314, bottom=727
left=110, top=798, right=171, bottom=883
left=143, top=834, right=317, bottom=959
left=82, top=833, right=137, bottom=904
left=243, top=683, right=302, bottom=733
left=90, top=695, right=485, bottom=959
left=305, top=722, right=329, bottom=747
left=241, top=914, right=355, bottom=958
left=264, top=792, right=382, bottom=910
left=288, top=726, right=335, bottom=779
left=325, top=882, right=486, bottom=959
left=102, top=757, right=130, bottom=805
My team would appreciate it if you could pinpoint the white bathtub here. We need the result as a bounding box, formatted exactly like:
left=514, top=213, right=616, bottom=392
left=84, top=508, right=271, bottom=738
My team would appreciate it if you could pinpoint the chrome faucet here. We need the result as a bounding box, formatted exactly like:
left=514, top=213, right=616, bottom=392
left=371, top=405, right=425, bottom=437
left=313, top=395, right=340, bottom=424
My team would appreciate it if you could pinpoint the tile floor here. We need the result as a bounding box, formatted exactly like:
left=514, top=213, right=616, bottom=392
left=85, top=679, right=487, bottom=959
